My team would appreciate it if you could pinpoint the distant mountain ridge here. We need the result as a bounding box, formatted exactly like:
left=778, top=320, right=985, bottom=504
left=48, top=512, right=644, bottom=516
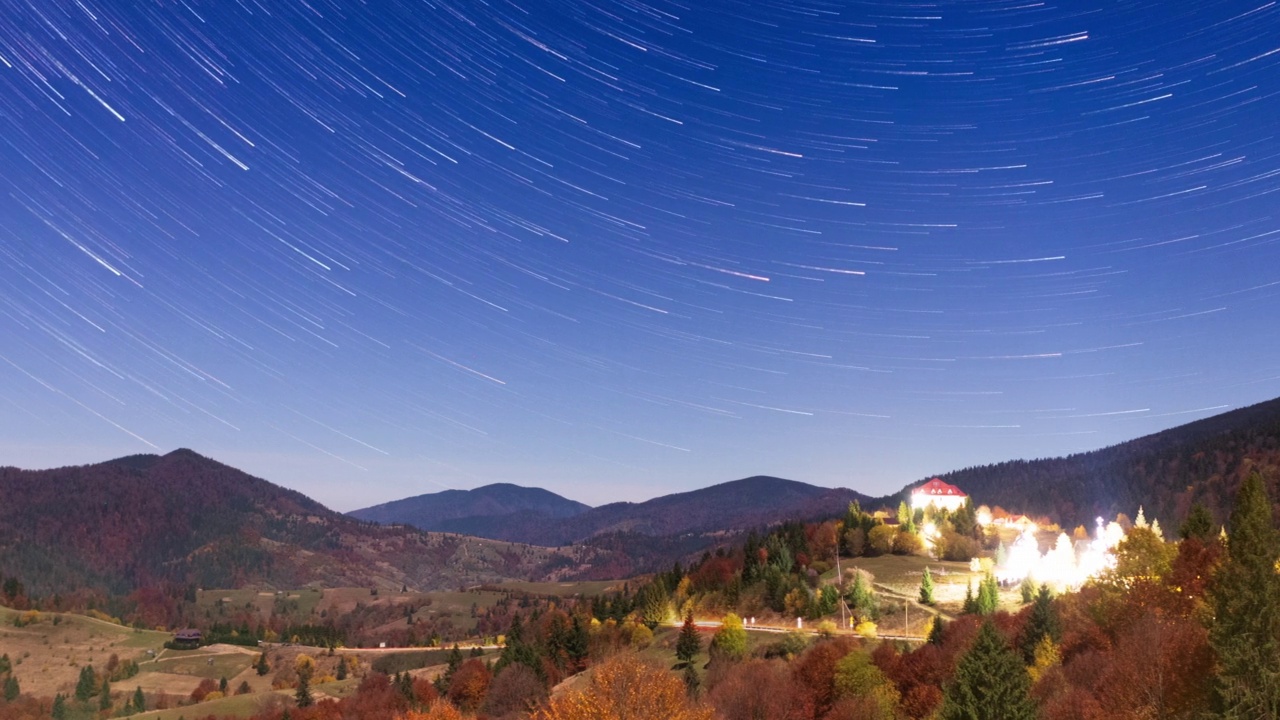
left=350, top=483, right=591, bottom=535
left=354, top=475, right=874, bottom=548
left=0, top=449, right=610, bottom=596
left=891, top=396, right=1280, bottom=527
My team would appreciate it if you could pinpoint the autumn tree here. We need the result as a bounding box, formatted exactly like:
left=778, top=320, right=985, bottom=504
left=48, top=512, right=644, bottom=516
left=483, top=664, right=545, bottom=719
left=294, top=654, right=315, bottom=708
left=676, top=613, right=701, bottom=666
left=833, top=650, right=899, bottom=718
left=534, top=653, right=715, bottom=720
left=1209, top=472, right=1280, bottom=718
left=868, top=526, right=897, bottom=556
left=941, top=620, right=1035, bottom=720
left=710, top=613, right=748, bottom=661
left=446, top=658, right=492, bottom=713
left=707, top=658, right=811, bottom=720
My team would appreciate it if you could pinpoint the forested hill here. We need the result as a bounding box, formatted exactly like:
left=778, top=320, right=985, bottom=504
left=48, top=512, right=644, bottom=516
left=896, top=396, right=1280, bottom=527
left=0, top=449, right=609, bottom=597
left=350, top=482, right=591, bottom=533
left=442, top=475, right=876, bottom=547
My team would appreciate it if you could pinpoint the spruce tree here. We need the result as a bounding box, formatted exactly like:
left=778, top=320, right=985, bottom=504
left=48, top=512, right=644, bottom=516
left=255, top=653, right=270, bottom=676
left=1019, top=577, right=1036, bottom=605
left=927, top=616, right=946, bottom=646
left=919, top=566, right=935, bottom=605
left=3, top=674, right=18, bottom=702
left=941, top=620, right=1036, bottom=720
left=295, top=674, right=313, bottom=708
left=962, top=582, right=978, bottom=615
left=1180, top=502, right=1215, bottom=541
left=676, top=613, right=701, bottom=666
left=1020, top=585, right=1061, bottom=664
left=51, top=694, right=66, bottom=720
left=976, top=573, right=999, bottom=615
left=132, top=686, right=145, bottom=713
left=75, top=665, right=96, bottom=703
left=1209, top=472, right=1280, bottom=718
left=99, top=679, right=111, bottom=711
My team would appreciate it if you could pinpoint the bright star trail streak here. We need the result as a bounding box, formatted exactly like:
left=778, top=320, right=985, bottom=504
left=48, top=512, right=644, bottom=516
left=1, top=0, right=1279, bottom=509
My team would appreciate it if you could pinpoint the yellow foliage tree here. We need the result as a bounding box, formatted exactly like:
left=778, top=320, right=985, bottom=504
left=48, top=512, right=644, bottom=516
left=1027, top=636, right=1061, bottom=684
left=533, top=653, right=715, bottom=720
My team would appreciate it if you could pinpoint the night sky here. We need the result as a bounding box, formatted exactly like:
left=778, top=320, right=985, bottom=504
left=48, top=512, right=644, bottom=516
left=2, top=0, right=1279, bottom=510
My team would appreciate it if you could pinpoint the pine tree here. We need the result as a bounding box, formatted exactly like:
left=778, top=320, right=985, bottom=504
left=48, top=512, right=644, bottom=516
left=99, top=678, right=111, bottom=711
left=1019, top=585, right=1061, bottom=664
left=1180, top=502, right=1215, bottom=541
left=132, top=686, right=145, bottom=713
left=1018, top=576, right=1036, bottom=604
left=3, top=674, right=18, bottom=702
left=51, top=694, right=66, bottom=720
left=919, top=566, right=935, bottom=605
left=0, top=654, right=9, bottom=675
left=1209, top=472, right=1280, bottom=718
left=848, top=572, right=878, bottom=621
left=219, top=676, right=228, bottom=694
left=927, top=616, right=946, bottom=646
left=75, top=665, right=96, bottom=703
left=255, top=653, right=270, bottom=676
left=295, top=674, right=313, bottom=708
left=336, top=658, right=347, bottom=681
left=941, top=620, right=1036, bottom=720
left=676, top=613, right=701, bottom=665
left=976, top=573, right=999, bottom=615
left=962, top=582, right=978, bottom=615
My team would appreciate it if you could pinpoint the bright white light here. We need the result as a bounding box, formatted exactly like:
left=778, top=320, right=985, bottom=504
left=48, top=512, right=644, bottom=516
left=995, top=517, right=1124, bottom=590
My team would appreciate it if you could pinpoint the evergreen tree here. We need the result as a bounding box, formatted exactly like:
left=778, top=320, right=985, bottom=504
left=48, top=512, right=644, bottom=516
left=962, top=582, right=978, bottom=615
left=848, top=572, right=878, bottom=621
left=3, top=674, right=18, bottom=702
left=919, top=566, right=935, bottom=605
left=295, top=674, right=313, bottom=708
left=0, top=654, right=9, bottom=675
left=1209, top=472, right=1280, bottom=718
left=132, top=686, right=146, bottom=714
left=219, top=676, right=228, bottom=694
left=99, top=679, right=111, bottom=711
left=676, top=613, right=701, bottom=665
left=635, top=579, right=670, bottom=628
left=1180, top=502, right=1215, bottom=541
left=336, top=658, right=347, bottom=681
left=255, top=653, right=270, bottom=676
left=75, top=665, right=97, bottom=703
left=566, top=615, right=590, bottom=668
left=941, top=620, right=1036, bottom=720
left=927, top=617, right=947, bottom=646
left=51, top=694, right=66, bottom=720
left=976, top=573, right=999, bottom=615
left=1019, top=585, right=1061, bottom=664
left=1019, top=577, right=1036, bottom=605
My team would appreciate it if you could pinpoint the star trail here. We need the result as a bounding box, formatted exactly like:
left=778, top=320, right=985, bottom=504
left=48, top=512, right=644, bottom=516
left=1, top=0, right=1278, bottom=508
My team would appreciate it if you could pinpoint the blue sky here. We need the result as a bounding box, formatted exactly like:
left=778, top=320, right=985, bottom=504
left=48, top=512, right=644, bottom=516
left=2, top=0, right=1278, bottom=510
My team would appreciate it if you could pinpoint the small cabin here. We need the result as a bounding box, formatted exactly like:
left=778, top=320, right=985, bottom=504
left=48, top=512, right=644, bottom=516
left=173, top=629, right=202, bottom=647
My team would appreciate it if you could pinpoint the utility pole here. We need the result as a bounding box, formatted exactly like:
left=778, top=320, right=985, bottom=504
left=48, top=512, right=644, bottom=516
left=835, top=549, right=848, bottom=630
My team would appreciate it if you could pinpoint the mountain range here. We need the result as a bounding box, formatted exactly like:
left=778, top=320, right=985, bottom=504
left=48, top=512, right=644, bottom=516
left=4, top=396, right=1280, bottom=597
left=350, top=475, right=873, bottom=547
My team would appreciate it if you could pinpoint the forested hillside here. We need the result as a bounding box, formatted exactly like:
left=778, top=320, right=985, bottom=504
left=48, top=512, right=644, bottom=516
left=901, top=397, right=1280, bottom=526
left=0, top=449, right=611, bottom=598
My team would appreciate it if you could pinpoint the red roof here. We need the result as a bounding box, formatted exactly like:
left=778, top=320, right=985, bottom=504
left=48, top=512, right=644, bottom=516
left=912, top=478, right=966, bottom=497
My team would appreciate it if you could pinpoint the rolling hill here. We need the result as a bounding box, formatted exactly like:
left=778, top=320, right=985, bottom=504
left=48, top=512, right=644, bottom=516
left=350, top=483, right=590, bottom=535
left=0, top=449, right=611, bottom=597
left=889, top=396, right=1280, bottom=528
left=356, top=475, right=874, bottom=549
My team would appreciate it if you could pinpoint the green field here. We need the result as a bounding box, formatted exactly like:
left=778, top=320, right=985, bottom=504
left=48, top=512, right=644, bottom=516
left=149, top=651, right=255, bottom=680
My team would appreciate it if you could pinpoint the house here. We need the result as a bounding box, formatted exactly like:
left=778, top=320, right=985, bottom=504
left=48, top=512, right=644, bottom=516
left=910, top=478, right=968, bottom=513
left=173, top=629, right=202, bottom=648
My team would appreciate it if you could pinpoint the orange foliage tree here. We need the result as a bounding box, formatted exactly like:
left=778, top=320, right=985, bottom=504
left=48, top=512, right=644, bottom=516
left=533, top=653, right=714, bottom=720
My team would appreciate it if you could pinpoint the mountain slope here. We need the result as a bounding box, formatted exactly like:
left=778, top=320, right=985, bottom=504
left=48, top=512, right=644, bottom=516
left=890, top=396, right=1280, bottom=527
left=443, top=476, right=874, bottom=547
left=0, top=449, right=609, bottom=596
left=349, top=483, right=591, bottom=534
